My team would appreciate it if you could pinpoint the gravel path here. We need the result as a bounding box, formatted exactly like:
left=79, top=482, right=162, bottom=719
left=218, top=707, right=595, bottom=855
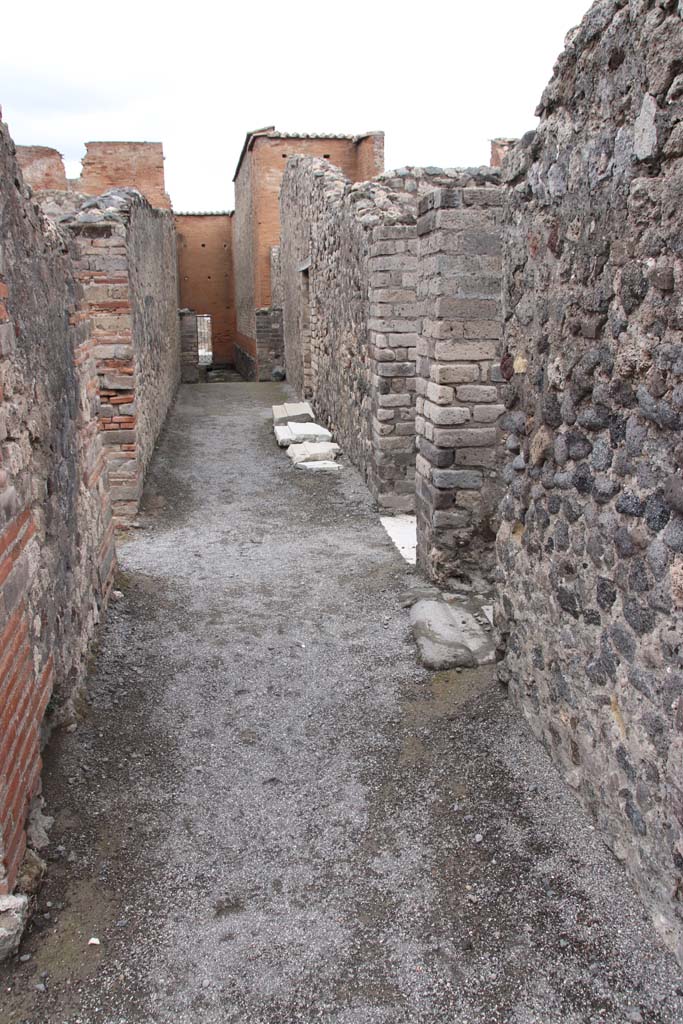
left=1, top=382, right=682, bottom=1024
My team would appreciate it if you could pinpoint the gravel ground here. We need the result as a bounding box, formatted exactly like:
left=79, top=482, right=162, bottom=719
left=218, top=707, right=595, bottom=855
left=1, top=382, right=682, bottom=1024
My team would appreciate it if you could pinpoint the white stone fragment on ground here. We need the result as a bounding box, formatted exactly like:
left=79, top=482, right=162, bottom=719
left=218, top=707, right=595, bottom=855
left=274, top=424, right=295, bottom=447
left=287, top=422, right=332, bottom=444
left=272, top=402, right=314, bottom=425
left=295, top=460, right=341, bottom=472
left=0, top=894, right=28, bottom=962
left=287, top=441, right=340, bottom=464
left=410, top=599, right=495, bottom=669
left=379, top=514, right=417, bottom=565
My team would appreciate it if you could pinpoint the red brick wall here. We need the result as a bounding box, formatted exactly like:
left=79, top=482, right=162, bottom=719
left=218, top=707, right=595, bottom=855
left=77, top=142, right=171, bottom=209
left=176, top=215, right=236, bottom=365
left=15, top=146, right=68, bottom=191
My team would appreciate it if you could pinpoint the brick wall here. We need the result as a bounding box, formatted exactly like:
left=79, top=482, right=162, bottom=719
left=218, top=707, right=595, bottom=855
left=495, top=0, right=683, bottom=963
left=233, top=132, right=384, bottom=377
left=175, top=214, right=236, bottom=365
left=17, top=142, right=171, bottom=210
left=52, top=189, right=181, bottom=524
left=77, top=143, right=171, bottom=209
left=415, top=184, right=505, bottom=588
left=15, top=146, right=68, bottom=190
left=0, top=116, right=115, bottom=895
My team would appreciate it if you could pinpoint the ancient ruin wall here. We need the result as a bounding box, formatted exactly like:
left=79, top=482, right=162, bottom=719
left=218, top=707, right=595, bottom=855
left=280, top=159, right=501, bottom=508
left=77, top=142, right=171, bottom=209
left=57, top=190, right=181, bottom=523
left=233, top=142, right=257, bottom=371
left=128, top=199, right=181, bottom=474
left=175, top=214, right=236, bottom=366
left=179, top=309, right=200, bottom=383
left=496, top=0, right=683, bottom=961
left=15, top=146, right=68, bottom=191
left=415, top=183, right=505, bottom=588
left=278, top=157, right=417, bottom=493
left=0, top=118, right=115, bottom=894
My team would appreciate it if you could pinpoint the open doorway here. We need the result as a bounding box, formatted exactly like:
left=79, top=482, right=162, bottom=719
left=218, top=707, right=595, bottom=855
left=197, top=315, right=212, bottom=366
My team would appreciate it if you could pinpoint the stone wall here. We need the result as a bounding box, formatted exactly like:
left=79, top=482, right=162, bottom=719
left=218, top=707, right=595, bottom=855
left=415, top=183, right=505, bottom=589
left=54, top=189, right=181, bottom=523
left=255, top=307, right=284, bottom=381
left=0, top=116, right=115, bottom=896
left=495, top=0, right=683, bottom=963
left=280, top=158, right=503, bottom=511
left=280, top=158, right=414, bottom=490
left=175, top=213, right=236, bottom=366
left=179, top=309, right=199, bottom=383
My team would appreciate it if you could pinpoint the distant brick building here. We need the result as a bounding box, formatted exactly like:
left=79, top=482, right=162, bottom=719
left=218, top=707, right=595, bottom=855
left=232, top=128, right=384, bottom=380
left=175, top=213, right=236, bottom=366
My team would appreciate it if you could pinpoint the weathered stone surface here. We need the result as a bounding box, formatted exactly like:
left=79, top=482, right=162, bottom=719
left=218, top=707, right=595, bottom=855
left=287, top=422, right=332, bottom=444
left=496, top=0, right=683, bottom=965
left=295, top=460, right=341, bottom=473
left=272, top=402, right=314, bottom=425
left=410, top=599, right=495, bottom=669
left=0, top=895, right=28, bottom=961
left=286, top=441, right=340, bottom=464
left=0, top=116, right=116, bottom=896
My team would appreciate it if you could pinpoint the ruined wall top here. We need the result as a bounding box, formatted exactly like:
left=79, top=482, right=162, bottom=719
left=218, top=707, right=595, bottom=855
left=16, top=141, right=171, bottom=210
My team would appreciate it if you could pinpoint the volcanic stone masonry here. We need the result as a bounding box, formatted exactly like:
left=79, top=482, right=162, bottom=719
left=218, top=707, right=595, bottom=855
left=0, top=115, right=116, bottom=899
left=495, top=0, right=683, bottom=964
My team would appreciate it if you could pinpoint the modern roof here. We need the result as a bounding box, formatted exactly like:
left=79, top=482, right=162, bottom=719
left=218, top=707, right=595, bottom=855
left=232, top=127, right=382, bottom=181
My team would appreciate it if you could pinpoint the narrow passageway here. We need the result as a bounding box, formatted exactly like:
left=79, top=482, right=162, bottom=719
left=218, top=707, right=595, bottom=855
left=1, top=384, right=682, bottom=1024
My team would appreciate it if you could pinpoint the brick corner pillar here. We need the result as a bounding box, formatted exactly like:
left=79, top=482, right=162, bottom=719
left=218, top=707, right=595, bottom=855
left=415, top=186, right=505, bottom=588
left=368, top=222, right=419, bottom=511
left=179, top=309, right=199, bottom=383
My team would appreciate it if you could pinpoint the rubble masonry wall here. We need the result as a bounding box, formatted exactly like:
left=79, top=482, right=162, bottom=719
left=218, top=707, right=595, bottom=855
left=495, top=0, right=683, bottom=961
left=0, top=118, right=115, bottom=893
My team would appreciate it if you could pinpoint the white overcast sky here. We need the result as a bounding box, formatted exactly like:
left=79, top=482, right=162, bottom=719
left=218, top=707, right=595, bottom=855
left=1, top=0, right=590, bottom=211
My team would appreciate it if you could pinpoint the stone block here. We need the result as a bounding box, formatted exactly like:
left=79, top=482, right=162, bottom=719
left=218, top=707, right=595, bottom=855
left=272, top=402, right=314, bottom=425
left=425, top=383, right=454, bottom=406
left=456, top=385, right=499, bottom=403
left=433, top=427, right=497, bottom=448
left=423, top=401, right=471, bottom=426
